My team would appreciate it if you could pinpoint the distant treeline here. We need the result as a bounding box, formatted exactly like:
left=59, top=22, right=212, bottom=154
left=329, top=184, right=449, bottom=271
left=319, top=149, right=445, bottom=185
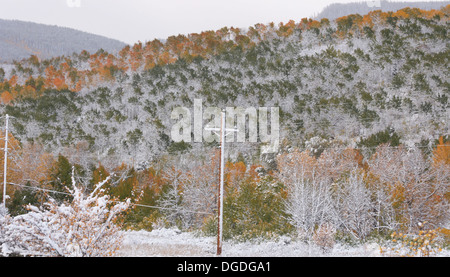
left=316, top=0, right=450, bottom=20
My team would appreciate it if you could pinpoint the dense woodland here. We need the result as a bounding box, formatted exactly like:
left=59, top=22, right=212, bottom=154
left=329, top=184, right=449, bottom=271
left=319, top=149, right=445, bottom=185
left=0, top=6, right=449, bottom=256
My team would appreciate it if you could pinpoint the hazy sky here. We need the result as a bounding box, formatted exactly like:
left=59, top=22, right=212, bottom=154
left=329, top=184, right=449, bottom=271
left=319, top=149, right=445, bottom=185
left=0, top=0, right=439, bottom=44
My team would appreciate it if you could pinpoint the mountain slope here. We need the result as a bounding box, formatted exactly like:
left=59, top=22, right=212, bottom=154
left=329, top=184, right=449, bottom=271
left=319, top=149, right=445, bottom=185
left=0, top=19, right=127, bottom=62
left=0, top=6, right=449, bottom=167
left=316, top=0, right=450, bottom=20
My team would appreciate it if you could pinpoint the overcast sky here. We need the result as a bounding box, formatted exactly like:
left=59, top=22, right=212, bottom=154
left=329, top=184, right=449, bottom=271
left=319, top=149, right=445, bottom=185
left=0, top=0, right=439, bottom=44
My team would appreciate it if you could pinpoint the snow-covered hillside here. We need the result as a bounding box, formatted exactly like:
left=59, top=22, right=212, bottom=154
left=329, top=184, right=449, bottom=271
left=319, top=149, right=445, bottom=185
left=1, top=6, right=449, bottom=168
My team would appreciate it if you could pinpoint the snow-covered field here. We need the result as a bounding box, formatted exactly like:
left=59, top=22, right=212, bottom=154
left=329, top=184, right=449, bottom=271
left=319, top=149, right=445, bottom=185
left=117, top=228, right=405, bottom=257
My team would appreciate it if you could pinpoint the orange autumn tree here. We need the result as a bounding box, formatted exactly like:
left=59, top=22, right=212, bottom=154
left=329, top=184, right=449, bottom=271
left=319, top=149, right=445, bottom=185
left=432, top=136, right=450, bottom=203
left=8, top=75, right=18, bottom=87
left=432, top=136, right=450, bottom=165
left=52, top=77, right=67, bottom=90
left=277, top=20, right=297, bottom=37
left=1, top=91, right=14, bottom=104
left=130, top=42, right=144, bottom=70
left=224, top=160, right=247, bottom=194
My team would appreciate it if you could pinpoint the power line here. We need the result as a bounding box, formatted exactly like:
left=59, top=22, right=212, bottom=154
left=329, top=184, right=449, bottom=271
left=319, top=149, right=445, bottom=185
left=5, top=182, right=214, bottom=215
left=129, top=202, right=213, bottom=215
left=7, top=182, right=72, bottom=196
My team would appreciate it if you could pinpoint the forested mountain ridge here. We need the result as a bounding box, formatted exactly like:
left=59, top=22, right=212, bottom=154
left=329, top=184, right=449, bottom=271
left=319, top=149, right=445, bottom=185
left=0, top=6, right=449, bottom=169
left=316, top=0, right=450, bottom=20
left=0, top=19, right=127, bottom=62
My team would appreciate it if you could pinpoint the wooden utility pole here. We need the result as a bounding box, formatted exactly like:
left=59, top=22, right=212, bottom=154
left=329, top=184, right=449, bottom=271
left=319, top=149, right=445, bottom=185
left=2, top=114, right=9, bottom=209
left=205, top=110, right=238, bottom=256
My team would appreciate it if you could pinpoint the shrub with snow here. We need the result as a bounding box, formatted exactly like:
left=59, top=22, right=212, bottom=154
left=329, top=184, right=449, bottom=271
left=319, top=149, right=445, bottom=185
left=0, top=169, right=130, bottom=257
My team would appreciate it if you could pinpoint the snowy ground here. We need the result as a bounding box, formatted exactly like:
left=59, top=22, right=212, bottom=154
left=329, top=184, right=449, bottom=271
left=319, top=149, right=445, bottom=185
left=117, top=228, right=393, bottom=257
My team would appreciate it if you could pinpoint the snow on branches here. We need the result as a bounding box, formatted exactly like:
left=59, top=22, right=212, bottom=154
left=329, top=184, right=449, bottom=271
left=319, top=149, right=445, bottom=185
left=0, top=167, right=130, bottom=257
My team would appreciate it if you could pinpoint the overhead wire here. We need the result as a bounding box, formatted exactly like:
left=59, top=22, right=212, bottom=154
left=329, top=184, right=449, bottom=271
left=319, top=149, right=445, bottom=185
left=6, top=182, right=214, bottom=215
